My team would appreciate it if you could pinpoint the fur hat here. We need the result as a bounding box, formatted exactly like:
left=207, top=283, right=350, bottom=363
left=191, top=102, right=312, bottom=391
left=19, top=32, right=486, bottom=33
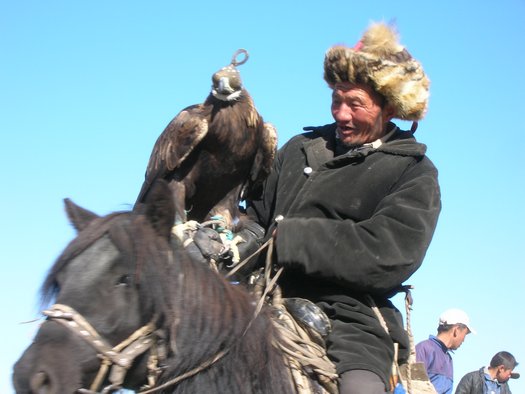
left=324, top=22, right=430, bottom=121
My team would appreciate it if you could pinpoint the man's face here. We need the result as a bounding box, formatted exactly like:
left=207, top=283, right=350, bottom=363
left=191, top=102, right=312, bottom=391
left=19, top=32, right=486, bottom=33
left=449, top=325, right=470, bottom=350
left=331, top=82, right=395, bottom=146
left=496, top=366, right=514, bottom=383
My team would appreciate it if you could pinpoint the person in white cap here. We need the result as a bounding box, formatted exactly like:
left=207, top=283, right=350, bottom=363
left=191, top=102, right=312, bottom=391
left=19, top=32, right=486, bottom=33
left=455, top=351, right=519, bottom=394
left=243, top=21, right=441, bottom=393
left=416, top=309, right=475, bottom=393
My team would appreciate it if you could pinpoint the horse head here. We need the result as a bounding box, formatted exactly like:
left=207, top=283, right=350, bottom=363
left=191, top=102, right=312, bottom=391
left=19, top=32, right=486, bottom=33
left=13, top=181, right=180, bottom=393
left=13, top=180, right=294, bottom=393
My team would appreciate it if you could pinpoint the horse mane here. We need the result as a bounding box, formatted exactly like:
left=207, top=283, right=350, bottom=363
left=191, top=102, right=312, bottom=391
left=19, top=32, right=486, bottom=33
left=41, top=207, right=292, bottom=393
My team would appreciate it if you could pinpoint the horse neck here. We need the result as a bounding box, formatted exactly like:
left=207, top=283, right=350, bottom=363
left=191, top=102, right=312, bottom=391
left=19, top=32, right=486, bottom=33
left=167, top=257, right=255, bottom=359
left=158, top=257, right=291, bottom=393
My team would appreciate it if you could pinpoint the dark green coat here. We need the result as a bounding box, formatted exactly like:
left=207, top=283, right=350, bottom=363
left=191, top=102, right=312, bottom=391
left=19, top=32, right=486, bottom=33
left=247, top=122, right=441, bottom=387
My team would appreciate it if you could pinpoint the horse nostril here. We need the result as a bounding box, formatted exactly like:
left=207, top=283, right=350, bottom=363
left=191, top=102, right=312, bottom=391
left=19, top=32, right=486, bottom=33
left=30, top=371, right=50, bottom=393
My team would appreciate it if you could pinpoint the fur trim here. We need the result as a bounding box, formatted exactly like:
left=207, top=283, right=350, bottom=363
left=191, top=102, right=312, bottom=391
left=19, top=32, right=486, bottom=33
left=324, top=22, right=430, bottom=121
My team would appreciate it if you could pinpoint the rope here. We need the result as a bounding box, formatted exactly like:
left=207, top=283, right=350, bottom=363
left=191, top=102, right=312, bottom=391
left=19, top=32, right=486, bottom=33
left=367, top=295, right=390, bottom=333
left=366, top=286, right=426, bottom=394
left=138, top=349, right=229, bottom=394
left=225, top=237, right=273, bottom=278
left=403, top=287, right=415, bottom=393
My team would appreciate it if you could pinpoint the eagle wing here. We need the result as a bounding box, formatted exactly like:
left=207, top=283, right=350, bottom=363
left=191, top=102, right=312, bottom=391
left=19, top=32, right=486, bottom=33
left=259, top=122, right=278, bottom=179
left=136, top=104, right=209, bottom=204
left=244, top=122, right=277, bottom=199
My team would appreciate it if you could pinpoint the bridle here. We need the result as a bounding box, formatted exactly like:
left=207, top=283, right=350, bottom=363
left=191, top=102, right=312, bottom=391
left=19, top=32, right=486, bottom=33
left=42, top=303, right=165, bottom=394
left=42, top=299, right=237, bottom=393
left=43, top=300, right=243, bottom=394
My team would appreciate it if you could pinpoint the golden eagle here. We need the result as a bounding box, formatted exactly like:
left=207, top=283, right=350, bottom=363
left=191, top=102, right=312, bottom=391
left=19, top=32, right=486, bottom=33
left=135, top=49, right=277, bottom=232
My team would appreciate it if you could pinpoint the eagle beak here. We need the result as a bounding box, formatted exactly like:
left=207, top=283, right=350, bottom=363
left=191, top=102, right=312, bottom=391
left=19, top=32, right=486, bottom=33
left=218, top=77, right=234, bottom=94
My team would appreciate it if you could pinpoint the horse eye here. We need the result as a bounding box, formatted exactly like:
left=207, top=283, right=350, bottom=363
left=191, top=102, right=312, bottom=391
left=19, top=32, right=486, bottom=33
left=116, top=274, right=131, bottom=287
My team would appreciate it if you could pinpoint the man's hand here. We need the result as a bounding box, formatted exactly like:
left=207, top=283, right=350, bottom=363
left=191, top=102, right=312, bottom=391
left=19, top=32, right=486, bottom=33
left=180, top=219, right=267, bottom=277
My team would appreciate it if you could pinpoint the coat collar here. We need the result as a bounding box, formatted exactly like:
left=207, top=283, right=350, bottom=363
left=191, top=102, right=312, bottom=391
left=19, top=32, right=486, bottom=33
left=301, top=122, right=427, bottom=169
left=301, top=130, right=335, bottom=169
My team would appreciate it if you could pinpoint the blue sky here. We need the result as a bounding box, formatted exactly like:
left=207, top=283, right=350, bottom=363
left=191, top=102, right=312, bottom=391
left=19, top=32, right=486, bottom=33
left=2, top=1, right=524, bottom=392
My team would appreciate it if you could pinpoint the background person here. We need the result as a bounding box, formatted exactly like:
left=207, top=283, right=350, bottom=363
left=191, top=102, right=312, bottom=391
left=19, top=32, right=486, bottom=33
left=416, top=309, right=475, bottom=393
left=455, top=351, right=519, bottom=394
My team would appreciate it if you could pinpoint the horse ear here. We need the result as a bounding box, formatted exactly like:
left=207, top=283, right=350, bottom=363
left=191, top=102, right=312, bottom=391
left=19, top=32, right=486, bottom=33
left=141, top=180, right=175, bottom=239
left=64, top=198, right=99, bottom=232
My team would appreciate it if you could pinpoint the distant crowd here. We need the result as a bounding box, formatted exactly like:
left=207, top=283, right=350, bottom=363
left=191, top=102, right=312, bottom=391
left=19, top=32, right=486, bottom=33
left=416, top=308, right=519, bottom=394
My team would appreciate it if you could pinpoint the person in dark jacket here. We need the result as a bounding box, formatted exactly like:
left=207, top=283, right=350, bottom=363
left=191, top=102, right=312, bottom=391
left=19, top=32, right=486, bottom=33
left=455, top=351, right=519, bottom=394
left=244, top=22, right=441, bottom=394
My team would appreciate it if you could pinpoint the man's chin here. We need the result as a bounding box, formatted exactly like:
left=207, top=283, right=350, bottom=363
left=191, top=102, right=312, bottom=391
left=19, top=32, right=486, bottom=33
left=336, top=129, right=364, bottom=147
left=339, top=137, right=362, bottom=148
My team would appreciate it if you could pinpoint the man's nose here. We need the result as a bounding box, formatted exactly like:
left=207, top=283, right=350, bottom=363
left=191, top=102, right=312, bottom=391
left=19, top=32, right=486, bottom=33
left=333, top=105, right=352, bottom=121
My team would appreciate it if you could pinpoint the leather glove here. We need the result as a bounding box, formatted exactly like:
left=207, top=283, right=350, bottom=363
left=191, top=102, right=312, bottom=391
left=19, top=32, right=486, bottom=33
left=185, top=227, right=225, bottom=265
left=235, top=220, right=265, bottom=261
left=194, top=227, right=225, bottom=259
left=182, top=219, right=266, bottom=278
left=223, top=220, right=266, bottom=280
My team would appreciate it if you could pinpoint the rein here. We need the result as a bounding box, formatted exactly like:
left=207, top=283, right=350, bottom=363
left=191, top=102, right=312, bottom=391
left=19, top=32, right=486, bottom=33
left=42, top=304, right=163, bottom=394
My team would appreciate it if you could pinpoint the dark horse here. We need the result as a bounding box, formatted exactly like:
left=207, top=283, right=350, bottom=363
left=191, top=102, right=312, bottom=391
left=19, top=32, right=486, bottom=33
left=12, top=181, right=294, bottom=393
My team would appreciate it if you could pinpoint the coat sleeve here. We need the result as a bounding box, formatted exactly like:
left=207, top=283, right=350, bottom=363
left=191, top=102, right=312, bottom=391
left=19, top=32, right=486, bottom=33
left=274, top=158, right=441, bottom=295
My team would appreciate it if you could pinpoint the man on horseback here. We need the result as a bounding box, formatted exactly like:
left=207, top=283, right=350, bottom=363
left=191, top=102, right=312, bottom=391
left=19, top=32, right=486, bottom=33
left=239, top=22, right=441, bottom=393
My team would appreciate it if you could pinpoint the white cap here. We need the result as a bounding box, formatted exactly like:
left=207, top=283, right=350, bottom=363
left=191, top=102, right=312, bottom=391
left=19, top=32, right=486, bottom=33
left=439, top=308, right=476, bottom=334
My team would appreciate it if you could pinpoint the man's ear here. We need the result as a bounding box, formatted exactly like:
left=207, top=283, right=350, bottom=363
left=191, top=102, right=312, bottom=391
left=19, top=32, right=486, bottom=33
left=452, top=325, right=460, bottom=337
left=384, top=103, right=397, bottom=122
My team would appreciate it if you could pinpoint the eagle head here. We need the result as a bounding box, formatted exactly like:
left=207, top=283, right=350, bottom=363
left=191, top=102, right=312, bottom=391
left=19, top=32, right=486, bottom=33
left=211, top=49, right=249, bottom=102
